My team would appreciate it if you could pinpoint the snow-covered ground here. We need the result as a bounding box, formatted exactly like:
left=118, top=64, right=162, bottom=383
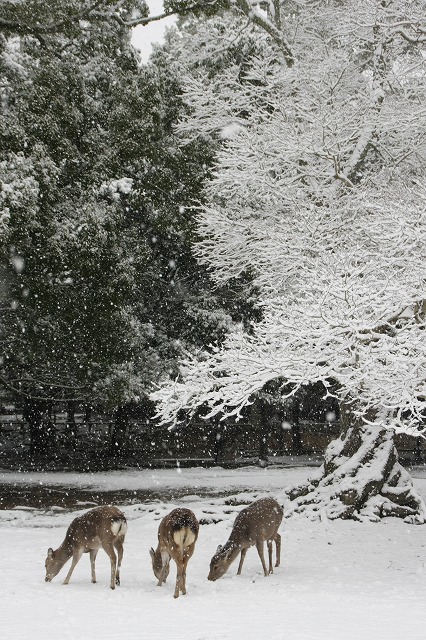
left=1, top=464, right=425, bottom=640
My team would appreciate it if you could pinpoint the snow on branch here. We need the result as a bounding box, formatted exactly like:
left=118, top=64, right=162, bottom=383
left=234, top=0, right=294, bottom=66
left=153, top=2, right=426, bottom=436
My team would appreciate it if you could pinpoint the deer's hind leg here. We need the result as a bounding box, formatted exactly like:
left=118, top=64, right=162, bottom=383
left=255, top=541, right=268, bottom=577
left=174, top=558, right=183, bottom=599
left=267, top=539, right=274, bottom=574
left=274, top=532, right=281, bottom=567
left=114, top=537, right=124, bottom=585
left=102, top=541, right=118, bottom=590
left=180, top=545, right=191, bottom=595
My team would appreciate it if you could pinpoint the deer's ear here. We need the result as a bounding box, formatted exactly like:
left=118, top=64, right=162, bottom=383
left=216, top=544, right=223, bottom=554
left=47, top=548, right=54, bottom=558
left=149, top=547, right=155, bottom=559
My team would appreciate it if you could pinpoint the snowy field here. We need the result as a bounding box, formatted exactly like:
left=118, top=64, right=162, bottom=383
left=1, top=464, right=425, bottom=640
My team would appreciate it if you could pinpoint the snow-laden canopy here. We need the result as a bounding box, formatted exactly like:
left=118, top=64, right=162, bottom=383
left=152, top=1, right=426, bottom=438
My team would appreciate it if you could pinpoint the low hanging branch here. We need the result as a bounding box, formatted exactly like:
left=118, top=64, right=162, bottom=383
left=0, top=374, right=86, bottom=403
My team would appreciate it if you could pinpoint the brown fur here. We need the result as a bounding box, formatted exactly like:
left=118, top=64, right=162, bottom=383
left=208, top=497, right=283, bottom=581
left=45, top=506, right=127, bottom=589
left=150, top=508, right=199, bottom=598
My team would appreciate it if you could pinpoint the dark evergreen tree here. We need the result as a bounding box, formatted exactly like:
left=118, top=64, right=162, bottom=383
left=0, top=1, right=259, bottom=457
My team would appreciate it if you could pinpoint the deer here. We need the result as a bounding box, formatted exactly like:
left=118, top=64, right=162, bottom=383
left=45, top=505, right=127, bottom=590
left=208, top=497, right=283, bottom=581
left=150, top=507, right=199, bottom=598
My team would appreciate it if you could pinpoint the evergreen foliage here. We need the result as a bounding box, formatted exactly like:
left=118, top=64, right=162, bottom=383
left=0, top=1, right=257, bottom=435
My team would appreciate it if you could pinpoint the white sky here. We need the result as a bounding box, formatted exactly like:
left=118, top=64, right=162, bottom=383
left=131, top=0, right=177, bottom=63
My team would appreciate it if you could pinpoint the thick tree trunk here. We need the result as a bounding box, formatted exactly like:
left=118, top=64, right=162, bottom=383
left=286, top=409, right=426, bottom=524
left=251, top=398, right=269, bottom=465
left=213, top=415, right=225, bottom=465
left=24, top=399, right=56, bottom=457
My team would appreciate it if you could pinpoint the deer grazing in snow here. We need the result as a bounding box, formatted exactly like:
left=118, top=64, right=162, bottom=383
left=208, top=497, right=283, bottom=581
left=150, top=507, right=199, bottom=598
left=45, top=505, right=127, bottom=589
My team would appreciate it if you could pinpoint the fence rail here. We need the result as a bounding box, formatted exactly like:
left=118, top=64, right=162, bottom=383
left=0, top=416, right=424, bottom=465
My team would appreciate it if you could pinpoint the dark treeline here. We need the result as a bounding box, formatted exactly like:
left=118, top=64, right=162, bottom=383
left=0, top=0, right=258, bottom=458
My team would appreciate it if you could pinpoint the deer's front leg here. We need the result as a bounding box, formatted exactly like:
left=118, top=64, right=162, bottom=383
left=237, top=548, right=247, bottom=575
left=158, top=552, right=170, bottom=586
left=63, top=549, right=84, bottom=585
left=90, top=549, right=99, bottom=583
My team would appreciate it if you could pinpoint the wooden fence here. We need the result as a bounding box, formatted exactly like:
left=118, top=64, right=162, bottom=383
left=0, top=413, right=424, bottom=465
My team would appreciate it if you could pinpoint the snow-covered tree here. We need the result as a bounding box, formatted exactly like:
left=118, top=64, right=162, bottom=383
left=152, top=1, right=426, bottom=522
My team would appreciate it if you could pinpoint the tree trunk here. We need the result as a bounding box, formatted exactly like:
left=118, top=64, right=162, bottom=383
left=66, top=400, right=78, bottom=449
left=110, top=405, right=129, bottom=457
left=286, top=405, right=426, bottom=524
left=251, top=398, right=269, bottom=465
left=291, top=397, right=302, bottom=455
left=213, top=415, right=225, bottom=465
left=24, top=399, right=55, bottom=457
